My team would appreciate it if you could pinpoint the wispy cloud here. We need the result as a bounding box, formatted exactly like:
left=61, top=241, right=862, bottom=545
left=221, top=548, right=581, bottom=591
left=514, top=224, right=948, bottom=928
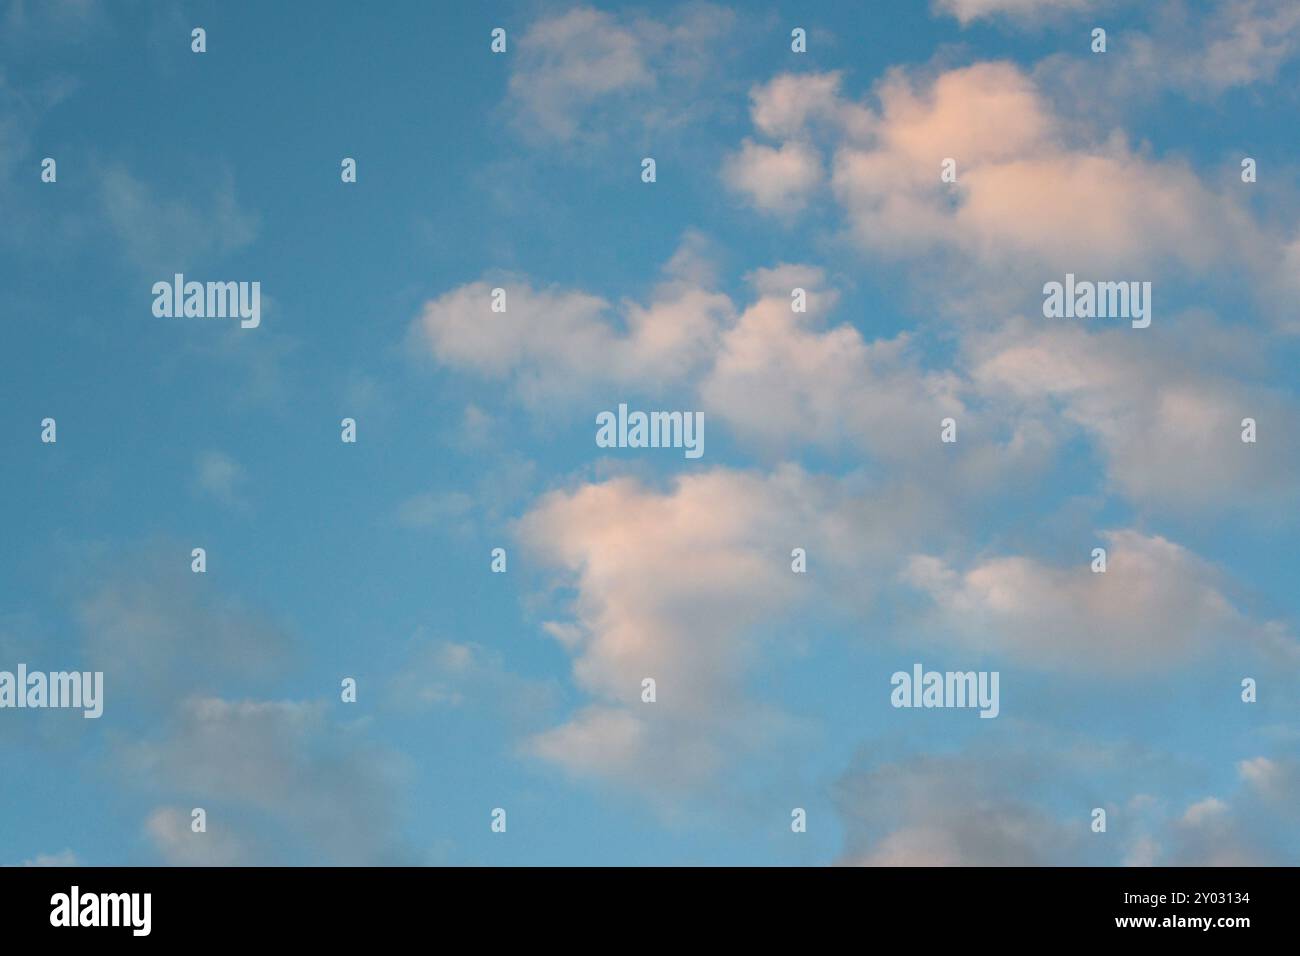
left=127, top=697, right=411, bottom=865
left=193, top=450, right=248, bottom=510
left=98, top=164, right=257, bottom=273
left=503, top=3, right=741, bottom=148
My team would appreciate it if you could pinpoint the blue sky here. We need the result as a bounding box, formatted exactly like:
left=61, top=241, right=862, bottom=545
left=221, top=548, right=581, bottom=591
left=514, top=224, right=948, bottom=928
left=2, top=0, right=1299, bottom=866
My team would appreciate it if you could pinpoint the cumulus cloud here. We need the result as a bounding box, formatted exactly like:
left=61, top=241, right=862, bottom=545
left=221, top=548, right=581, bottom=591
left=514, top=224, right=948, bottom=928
left=969, top=318, right=1300, bottom=512
left=516, top=468, right=805, bottom=786
left=722, top=138, right=824, bottom=215
left=412, top=247, right=1054, bottom=491
left=414, top=237, right=1295, bottom=527
left=717, top=262, right=1057, bottom=487
left=835, top=63, right=1256, bottom=275
left=515, top=465, right=926, bottom=791
left=699, top=265, right=970, bottom=463
left=728, top=61, right=1288, bottom=307
left=510, top=6, right=653, bottom=141
left=411, top=263, right=733, bottom=407
left=747, top=71, right=869, bottom=140
left=903, top=529, right=1292, bottom=672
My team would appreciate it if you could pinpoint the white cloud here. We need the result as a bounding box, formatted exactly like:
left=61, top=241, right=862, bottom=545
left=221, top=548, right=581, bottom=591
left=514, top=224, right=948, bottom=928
left=1182, top=796, right=1229, bottom=826
left=505, top=4, right=737, bottom=146
left=412, top=267, right=733, bottom=407
left=1187, top=0, right=1300, bottom=90
left=1238, top=755, right=1300, bottom=813
left=748, top=70, right=868, bottom=140
left=1040, top=0, right=1300, bottom=104
left=144, top=807, right=257, bottom=866
left=1167, top=795, right=1266, bottom=865
left=699, top=266, right=967, bottom=463
left=413, top=249, right=1065, bottom=504
left=416, top=241, right=1296, bottom=521
left=722, top=138, right=824, bottom=215
left=508, top=7, right=652, bottom=142
left=730, top=62, right=1287, bottom=305
left=830, top=63, right=1257, bottom=277
left=903, top=529, right=1291, bottom=672
left=969, top=319, right=1300, bottom=512
left=515, top=464, right=939, bottom=791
